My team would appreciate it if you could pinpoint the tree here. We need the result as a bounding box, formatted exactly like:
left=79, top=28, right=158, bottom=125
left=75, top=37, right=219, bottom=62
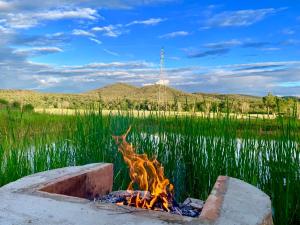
left=239, top=102, right=250, bottom=114
left=173, top=96, right=179, bottom=112
left=262, top=93, right=276, bottom=116
left=211, top=102, right=219, bottom=113
left=204, top=100, right=211, bottom=114
left=297, top=101, right=300, bottom=119
left=183, top=97, right=189, bottom=112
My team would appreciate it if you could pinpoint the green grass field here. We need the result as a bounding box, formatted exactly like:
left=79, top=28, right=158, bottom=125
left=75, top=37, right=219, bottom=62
left=0, top=109, right=299, bottom=225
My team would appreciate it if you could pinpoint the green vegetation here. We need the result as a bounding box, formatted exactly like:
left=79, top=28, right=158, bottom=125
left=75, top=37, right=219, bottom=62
left=0, top=109, right=299, bottom=224
left=22, top=103, right=35, bottom=112
left=0, top=84, right=299, bottom=117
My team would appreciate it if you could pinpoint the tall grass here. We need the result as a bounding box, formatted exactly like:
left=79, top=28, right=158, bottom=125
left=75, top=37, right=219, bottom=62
left=0, top=109, right=299, bottom=225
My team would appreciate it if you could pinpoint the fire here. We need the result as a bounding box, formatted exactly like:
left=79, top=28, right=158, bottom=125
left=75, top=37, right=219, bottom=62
left=113, top=127, right=174, bottom=211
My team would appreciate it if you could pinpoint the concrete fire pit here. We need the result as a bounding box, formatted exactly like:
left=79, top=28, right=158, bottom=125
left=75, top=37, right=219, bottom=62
left=0, top=163, right=273, bottom=225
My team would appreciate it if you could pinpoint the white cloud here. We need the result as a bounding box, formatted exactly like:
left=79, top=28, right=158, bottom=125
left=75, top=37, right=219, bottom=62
left=156, top=79, right=170, bottom=85
left=92, top=24, right=125, bottom=37
left=261, top=47, right=280, bottom=51
left=14, top=47, right=63, bottom=56
left=206, top=8, right=284, bottom=28
left=1, top=45, right=300, bottom=96
left=35, top=8, right=98, bottom=20
left=72, top=29, right=95, bottom=37
left=84, top=61, right=153, bottom=69
left=91, top=18, right=164, bottom=38
left=159, top=31, right=190, bottom=39
left=0, top=24, right=11, bottom=33
left=0, top=0, right=175, bottom=12
left=2, top=8, right=99, bottom=29
left=203, top=39, right=242, bottom=48
left=0, top=1, right=10, bottom=10
left=89, top=38, right=102, bottom=44
left=127, top=18, right=166, bottom=26
left=37, top=76, right=67, bottom=88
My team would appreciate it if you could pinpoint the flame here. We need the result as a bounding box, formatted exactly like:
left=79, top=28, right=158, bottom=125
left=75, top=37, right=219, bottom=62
left=113, top=127, right=174, bottom=211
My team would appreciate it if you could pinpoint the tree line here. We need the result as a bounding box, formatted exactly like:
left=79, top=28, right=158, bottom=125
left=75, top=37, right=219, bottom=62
left=0, top=93, right=299, bottom=118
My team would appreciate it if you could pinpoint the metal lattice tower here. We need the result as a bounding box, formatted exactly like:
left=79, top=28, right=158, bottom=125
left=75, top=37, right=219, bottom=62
left=158, top=47, right=165, bottom=108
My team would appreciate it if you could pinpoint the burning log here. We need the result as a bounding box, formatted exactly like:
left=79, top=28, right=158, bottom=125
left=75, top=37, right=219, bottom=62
left=182, top=198, right=204, bottom=210
left=97, top=192, right=203, bottom=217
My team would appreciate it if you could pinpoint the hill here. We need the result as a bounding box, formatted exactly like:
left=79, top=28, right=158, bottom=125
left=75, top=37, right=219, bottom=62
left=6, top=82, right=300, bottom=113
left=0, top=83, right=263, bottom=109
left=86, top=83, right=197, bottom=102
left=87, top=83, right=139, bottom=100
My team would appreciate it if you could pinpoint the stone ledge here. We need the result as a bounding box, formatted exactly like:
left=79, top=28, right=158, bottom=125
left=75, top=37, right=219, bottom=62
left=0, top=163, right=273, bottom=225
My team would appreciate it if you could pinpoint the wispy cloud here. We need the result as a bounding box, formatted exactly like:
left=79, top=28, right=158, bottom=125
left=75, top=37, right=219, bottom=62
left=204, top=39, right=270, bottom=49
left=11, top=32, right=70, bottom=47
left=0, top=0, right=175, bottom=12
left=72, top=29, right=95, bottom=37
left=260, top=47, right=280, bottom=51
left=14, top=47, right=63, bottom=57
left=192, top=39, right=274, bottom=58
left=92, top=24, right=125, bottom=37
left=203, top=39, right=241, bottom=48
left=89, top=38, right=102, bottom=44
left=242, top=41, right=269, bottom=48
left=187, top=48, right=230, bottom=58
left=91, top=17, right=164, bottom=38
left=280, top=39, right=300, bottom=46
left=2, top=8, right=100, bottom=29
left=103, top=49, right=119, bottom=56
left=159, top=31, right=190, bottom=39
left=206, top=8, right=284, bottom=28
left=127, top=18, right=166, bottom=26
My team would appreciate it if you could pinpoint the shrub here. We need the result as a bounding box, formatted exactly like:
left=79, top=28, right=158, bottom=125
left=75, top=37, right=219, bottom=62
left=0, top=99, right=8, bottom=109
left=11, top=101, right=21, bottom=109
left=22, top=104, right=34, bottom=112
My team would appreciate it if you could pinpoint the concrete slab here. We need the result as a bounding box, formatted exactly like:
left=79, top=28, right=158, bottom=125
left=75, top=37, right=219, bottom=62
left=0, top=163, right=273, bottom=225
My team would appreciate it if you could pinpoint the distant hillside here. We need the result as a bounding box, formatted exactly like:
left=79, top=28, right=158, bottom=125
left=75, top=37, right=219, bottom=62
left=0, top=83, right=265, bottom=109
left=0, top=82, right=283, bottom=110
left=1, top=83, right=299, bottom=116
left=86, top=83, right=197, bottom=102
left=0, top=89, right=97, bottom=109
left=193, top=92, right=261, bottom=103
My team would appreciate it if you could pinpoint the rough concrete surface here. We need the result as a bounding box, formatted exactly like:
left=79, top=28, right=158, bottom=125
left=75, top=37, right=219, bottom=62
left=0, top=163, right=273, bottom=225
left=214, top=177, right=273, bottom=225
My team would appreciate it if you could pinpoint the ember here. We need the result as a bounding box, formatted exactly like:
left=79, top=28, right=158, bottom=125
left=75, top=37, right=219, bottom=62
left=107, top=127, right=203, bottom=217
left=97, top=191, right=203, bottom=217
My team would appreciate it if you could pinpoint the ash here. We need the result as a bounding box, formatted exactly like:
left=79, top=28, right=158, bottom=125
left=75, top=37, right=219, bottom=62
left=93, top=191, right=204, bottom=218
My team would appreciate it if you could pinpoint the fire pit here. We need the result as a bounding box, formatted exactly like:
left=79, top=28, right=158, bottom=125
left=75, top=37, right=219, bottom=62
left=0, top=163, right=273, bottom=225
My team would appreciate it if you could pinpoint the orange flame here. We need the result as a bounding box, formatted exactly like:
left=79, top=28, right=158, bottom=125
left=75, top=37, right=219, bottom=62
left=113, top=127, right=174, bottom=211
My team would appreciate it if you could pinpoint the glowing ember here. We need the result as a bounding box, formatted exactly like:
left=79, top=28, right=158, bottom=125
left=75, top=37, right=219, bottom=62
left=113, top=127, right=174, bottom=212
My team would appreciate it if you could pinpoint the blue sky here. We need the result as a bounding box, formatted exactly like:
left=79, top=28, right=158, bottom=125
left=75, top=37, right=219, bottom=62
left=0, top=0, right=299, bottom=96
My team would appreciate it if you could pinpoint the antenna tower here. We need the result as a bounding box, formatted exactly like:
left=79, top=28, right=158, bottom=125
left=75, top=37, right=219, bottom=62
left=158, top=47, right=165, bottom=109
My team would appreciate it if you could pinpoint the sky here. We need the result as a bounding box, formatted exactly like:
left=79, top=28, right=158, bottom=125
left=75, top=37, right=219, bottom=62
left=0, top=0, right=299, bottom=96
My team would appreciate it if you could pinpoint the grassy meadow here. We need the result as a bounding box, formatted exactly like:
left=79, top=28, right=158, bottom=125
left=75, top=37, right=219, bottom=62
left=0, top=109, right=299, bottom=225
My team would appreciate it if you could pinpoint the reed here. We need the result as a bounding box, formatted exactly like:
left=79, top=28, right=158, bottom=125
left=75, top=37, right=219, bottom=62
left=0, top=109, right=299, bottom=224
